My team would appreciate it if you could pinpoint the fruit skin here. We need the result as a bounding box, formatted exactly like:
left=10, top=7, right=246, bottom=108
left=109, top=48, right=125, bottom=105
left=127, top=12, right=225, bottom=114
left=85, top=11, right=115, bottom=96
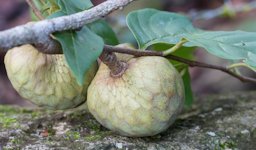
left=4, top=44, right=97, bottom=110
left=87, top=56, right=184, bottom=137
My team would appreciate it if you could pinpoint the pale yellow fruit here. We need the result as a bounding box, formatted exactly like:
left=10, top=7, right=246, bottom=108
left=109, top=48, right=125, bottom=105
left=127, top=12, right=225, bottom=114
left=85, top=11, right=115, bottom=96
left=4, top=44, right=97, bottom=110
left=87, top=56, right=184, bottom=137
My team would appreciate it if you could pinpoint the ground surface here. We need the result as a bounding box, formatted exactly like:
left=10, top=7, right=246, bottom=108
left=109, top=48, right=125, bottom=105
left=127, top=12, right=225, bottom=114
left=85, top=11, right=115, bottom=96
left=0, top=91, right=255, bottom=150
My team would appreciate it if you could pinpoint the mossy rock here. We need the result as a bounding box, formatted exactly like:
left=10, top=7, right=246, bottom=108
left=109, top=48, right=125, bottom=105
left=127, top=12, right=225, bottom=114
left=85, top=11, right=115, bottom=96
left=1, top=91, right=256, bottom=149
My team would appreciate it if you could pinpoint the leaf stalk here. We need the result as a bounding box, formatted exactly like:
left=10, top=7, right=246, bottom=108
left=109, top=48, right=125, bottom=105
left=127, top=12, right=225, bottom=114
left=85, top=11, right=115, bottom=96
left=163, top=39, right=188, bottom=56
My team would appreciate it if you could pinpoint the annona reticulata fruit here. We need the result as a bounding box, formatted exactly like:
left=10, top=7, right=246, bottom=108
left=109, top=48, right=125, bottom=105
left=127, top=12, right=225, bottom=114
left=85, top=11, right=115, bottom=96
left=87, top=56, right=184, bottom=137
left=4, top=44, right=97, bottom=110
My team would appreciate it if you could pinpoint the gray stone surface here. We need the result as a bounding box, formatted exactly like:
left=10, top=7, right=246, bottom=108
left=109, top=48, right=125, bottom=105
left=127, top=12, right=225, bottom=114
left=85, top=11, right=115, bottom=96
left=0, top=91, right=255, bottom=150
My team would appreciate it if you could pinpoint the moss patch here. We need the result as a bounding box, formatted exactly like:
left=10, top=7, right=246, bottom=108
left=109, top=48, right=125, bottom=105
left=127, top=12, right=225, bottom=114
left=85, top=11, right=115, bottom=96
left=1, top=91, right=256, bottom=149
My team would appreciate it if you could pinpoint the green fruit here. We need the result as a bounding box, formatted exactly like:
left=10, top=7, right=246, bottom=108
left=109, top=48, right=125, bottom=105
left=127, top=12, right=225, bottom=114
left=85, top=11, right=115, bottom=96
left=87, top=56, right=184, bottom=137
left=4, top=44, right=97, bottom=110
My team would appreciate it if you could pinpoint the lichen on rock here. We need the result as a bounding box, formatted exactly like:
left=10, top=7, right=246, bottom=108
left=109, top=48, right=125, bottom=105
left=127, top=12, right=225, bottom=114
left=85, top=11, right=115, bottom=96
left=0, top=91, right=256, bottom=149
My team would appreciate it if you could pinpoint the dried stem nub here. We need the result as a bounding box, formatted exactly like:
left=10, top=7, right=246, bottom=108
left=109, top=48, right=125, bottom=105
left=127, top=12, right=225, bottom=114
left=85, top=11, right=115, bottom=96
left=99, top=50, right=128, bottom=78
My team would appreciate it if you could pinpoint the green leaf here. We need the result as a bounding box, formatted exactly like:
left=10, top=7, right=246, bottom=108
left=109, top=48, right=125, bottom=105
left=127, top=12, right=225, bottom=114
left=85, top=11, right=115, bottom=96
left=49, top=0, right=118, bottom=45
left=184, top=30, right=255, bottom=60
left=57, top=0, right=93, bottom=14
left=182, top=68, right=193, bottom=107
left=127, top=8, right=256, bottom=69
left=246, top=52, right=256, bottom=67
left=127, top=9, right=196, bottom=49
left=88, top=20, right=119, bottom=45
left=32, top=0, right=60, bottom=18
left=54, top=27, right=104, bottom=85
left=46, top=0, right=118, bottom=84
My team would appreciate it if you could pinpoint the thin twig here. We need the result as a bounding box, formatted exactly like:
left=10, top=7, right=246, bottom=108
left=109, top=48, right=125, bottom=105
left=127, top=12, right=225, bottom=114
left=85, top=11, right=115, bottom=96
left=0, top=0, right=136, bottom=53
left=25, top=0, right=61, bottom=53
left=165, top=55, right=256, bottom=84
left=104, top=45, right=256, bottom=84
left=26, top=0, right=44, bottom=20
left=104, top=45, right=163, bottom=56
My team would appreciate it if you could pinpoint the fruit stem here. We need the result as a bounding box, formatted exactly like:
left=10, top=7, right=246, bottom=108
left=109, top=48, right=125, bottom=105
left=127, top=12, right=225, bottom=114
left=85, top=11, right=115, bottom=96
left=100, top=50, right=128, bottom=78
